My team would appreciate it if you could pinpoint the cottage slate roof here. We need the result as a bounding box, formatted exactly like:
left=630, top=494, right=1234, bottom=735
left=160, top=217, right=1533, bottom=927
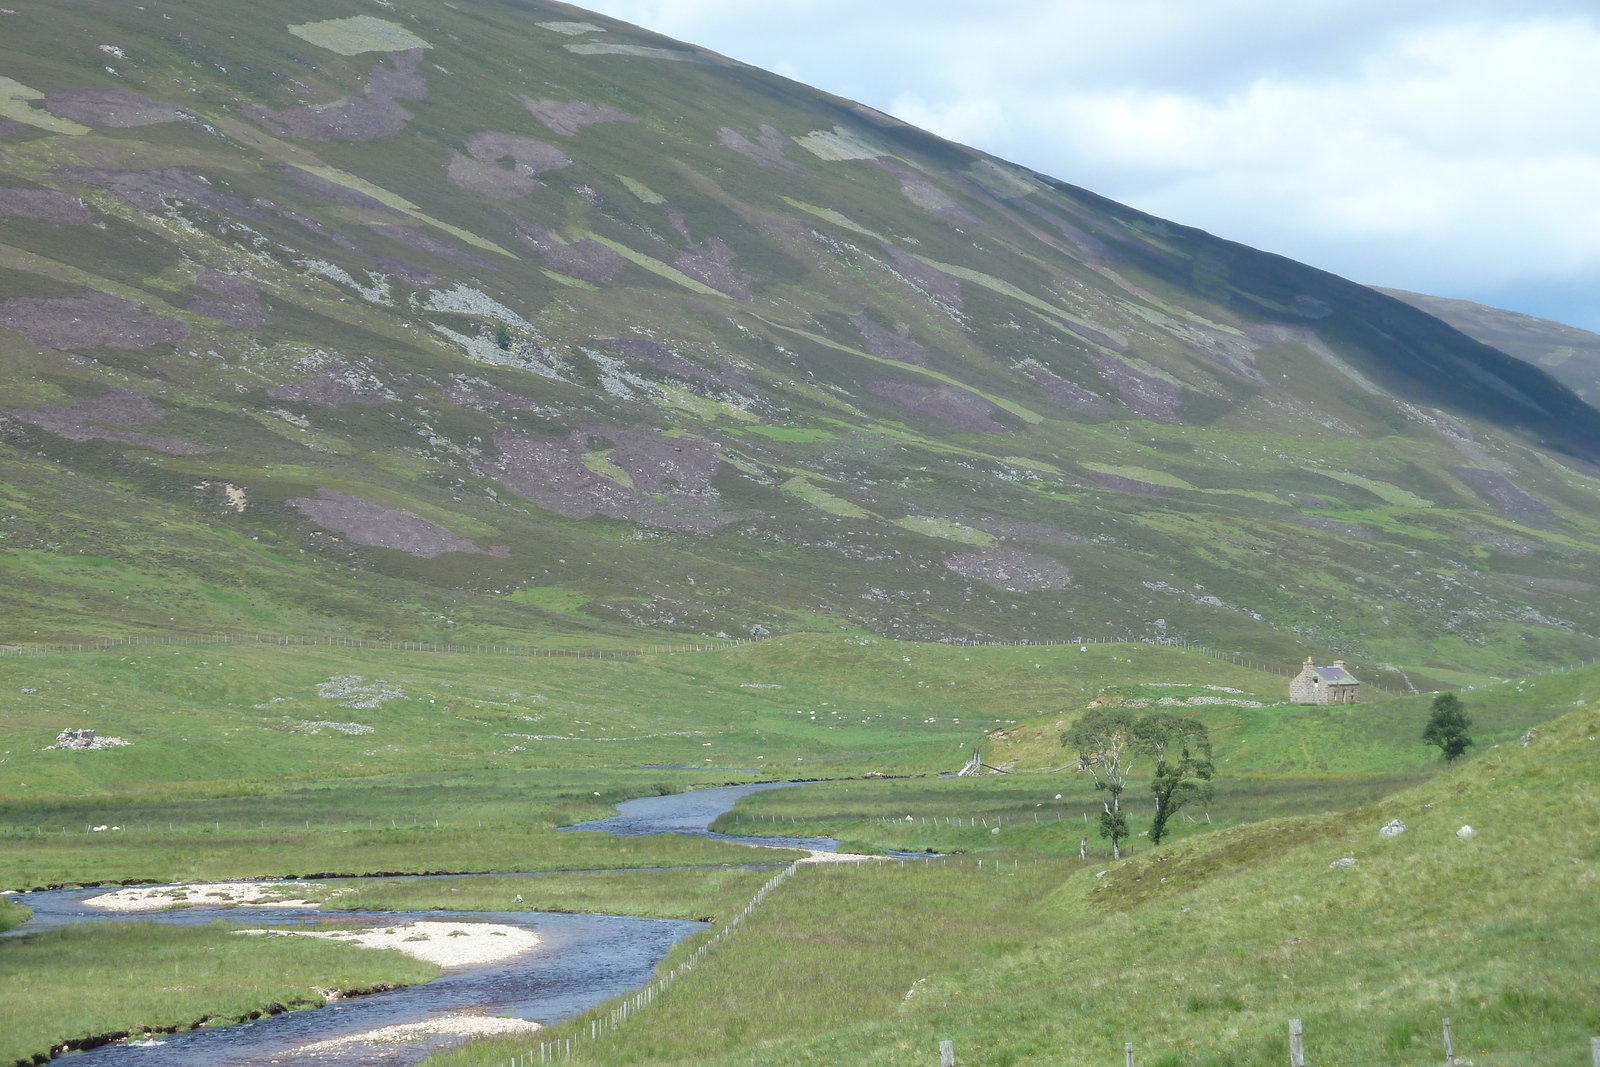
left=1316, top=665, right=1357, bottom=683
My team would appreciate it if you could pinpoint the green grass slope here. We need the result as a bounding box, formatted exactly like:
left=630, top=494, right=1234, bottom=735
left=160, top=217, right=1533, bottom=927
left=0, top=0, right=1595, bottom=675
left=436, top=704, right=1600, bottom=1067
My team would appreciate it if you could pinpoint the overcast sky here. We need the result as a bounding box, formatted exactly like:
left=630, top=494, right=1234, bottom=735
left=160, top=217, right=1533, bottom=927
left=581, top=0, right=1600, bottom=331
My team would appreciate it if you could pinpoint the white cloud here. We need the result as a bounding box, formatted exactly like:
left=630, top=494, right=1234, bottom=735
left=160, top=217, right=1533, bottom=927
left=582, top=1, right=1600, bottom=328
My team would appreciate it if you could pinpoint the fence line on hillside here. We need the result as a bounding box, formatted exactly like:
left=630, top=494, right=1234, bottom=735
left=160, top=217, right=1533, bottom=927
left=500, top=857, right=1600, bottom=1066
left=0, top=631, right=755, bottom=659
left=2, top=631, right=1595, bottom=696
left=502, top=858, right=804, bottom=1066
left=938, top=1022, right=1600, bottom=1067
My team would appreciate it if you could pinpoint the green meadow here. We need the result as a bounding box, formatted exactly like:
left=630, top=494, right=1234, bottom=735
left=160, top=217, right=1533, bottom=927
left=0, top=921, right=436, bottom=1067
left=1, top=635, right=1595, bottom=1067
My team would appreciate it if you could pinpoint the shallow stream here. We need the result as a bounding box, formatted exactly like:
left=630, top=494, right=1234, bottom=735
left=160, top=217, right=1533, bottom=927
left=9, top=781, right=818, bottom=1066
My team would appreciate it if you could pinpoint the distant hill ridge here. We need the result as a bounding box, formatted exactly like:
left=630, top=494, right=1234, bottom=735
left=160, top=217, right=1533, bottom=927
left=0, top=0, right=1597, bottom=678
left=1374, top=288, right=1600, bottom=410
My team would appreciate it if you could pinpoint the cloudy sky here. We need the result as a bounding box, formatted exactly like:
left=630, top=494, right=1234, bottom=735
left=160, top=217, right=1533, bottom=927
left=582, top=0, right=1600, bottom=331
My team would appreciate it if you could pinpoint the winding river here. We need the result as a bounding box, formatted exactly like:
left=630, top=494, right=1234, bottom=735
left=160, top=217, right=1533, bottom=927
left=8, top=782, right=818, bottom=1067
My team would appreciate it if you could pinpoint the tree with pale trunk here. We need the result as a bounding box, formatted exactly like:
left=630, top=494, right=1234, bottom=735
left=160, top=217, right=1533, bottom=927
left=1064, top=708, right=1139, bottom=858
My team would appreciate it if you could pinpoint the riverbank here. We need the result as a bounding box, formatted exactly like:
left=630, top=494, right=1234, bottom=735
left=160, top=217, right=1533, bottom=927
left=0, top=920, right=437, bottom=1067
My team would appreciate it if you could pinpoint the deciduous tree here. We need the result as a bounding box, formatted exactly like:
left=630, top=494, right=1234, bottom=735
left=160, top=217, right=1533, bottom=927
left=1136, top=713, right=1213, bottom=845
left=1064, top=708, right=1139, bottom=857
left=1423, top=692, right=1473, bottom=768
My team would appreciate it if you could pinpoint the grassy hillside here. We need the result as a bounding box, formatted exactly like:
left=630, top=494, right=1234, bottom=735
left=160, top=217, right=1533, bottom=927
left=0, top=0, right=1595, bottom=676
left=437, top=702, right=1600, bottom=1067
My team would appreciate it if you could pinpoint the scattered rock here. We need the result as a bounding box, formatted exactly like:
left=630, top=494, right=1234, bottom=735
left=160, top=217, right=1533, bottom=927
left=883, top=246, right=963, bottom=309
left=1329, top=857, right=1358, bottom=869
left=267, top=361, right=392, bottom=407
left=47, top=728, right=130, bottom=751
left=295, top=720, right=375, bottom=735
left=316, top=674, right=405, bottom=709
left=944, top=547, right=1072, bottom=592
left=1378, top=819, right=1407, bottom=838
left=1456, top=825, right=1475, bottom=840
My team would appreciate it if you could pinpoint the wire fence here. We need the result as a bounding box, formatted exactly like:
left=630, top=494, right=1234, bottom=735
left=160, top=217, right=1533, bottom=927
left=501, top=857, right=805, bottom=1066
left=494, top=860, right=1598, bottom=1067
left=0, top=631, right=757, bottom=659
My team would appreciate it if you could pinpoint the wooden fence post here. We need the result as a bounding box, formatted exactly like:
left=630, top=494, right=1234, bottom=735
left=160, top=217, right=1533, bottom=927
left=938, top=1040, right=955, bottom=1067
left=1443, top=1018, right=1455, bottom=1067
left=1125, top=1042, right=1135, bottom=1067
left=1288, top=1018, right=1304, bottom=1067
left=1590, top=1035, right=1600, bottom=1067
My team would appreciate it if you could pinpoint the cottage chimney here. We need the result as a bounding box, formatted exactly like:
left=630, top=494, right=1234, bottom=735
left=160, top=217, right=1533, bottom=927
left=1333, top=660, right=1345, bottom=668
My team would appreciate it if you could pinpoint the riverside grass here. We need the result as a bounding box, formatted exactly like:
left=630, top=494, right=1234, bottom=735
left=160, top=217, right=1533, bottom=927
left=0, top=920, right=437, bottom=1067
left=312, top=867, right=778, bottom=922
left=432, top=707, right=1600, bottom=1067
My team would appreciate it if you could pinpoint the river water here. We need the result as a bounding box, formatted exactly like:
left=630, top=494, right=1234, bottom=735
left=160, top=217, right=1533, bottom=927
left=563, top=781, right=835, bottom=852
left=8, top=781, right=819, bottom=1066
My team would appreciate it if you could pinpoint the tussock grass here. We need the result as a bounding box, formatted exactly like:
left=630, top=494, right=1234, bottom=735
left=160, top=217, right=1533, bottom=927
left=0, top=921, right=436, bottom=1066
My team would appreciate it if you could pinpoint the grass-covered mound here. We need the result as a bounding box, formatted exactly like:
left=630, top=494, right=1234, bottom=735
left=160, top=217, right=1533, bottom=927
left=434, top=705, right=1600, bottom=1067
left=0, top=921, right=437, bottom=1067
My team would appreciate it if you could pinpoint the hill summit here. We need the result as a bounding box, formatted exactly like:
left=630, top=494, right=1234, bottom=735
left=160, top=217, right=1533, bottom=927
left=1, top=0, right=1598, bottom=679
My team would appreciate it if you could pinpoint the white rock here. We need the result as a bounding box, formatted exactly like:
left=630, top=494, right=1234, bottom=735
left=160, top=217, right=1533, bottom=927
left=1329, top=857, right=1358, bottom=869
left=1378, top=819, right=1407, bottom=838
left=1456, top=825, right=1475, bottom=840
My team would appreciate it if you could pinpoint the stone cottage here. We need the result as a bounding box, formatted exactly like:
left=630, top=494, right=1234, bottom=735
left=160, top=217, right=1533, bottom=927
left=1289, top=658, right=1360, bottom=705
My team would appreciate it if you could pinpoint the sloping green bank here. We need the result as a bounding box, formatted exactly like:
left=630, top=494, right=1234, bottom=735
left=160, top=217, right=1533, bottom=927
left=435, top=704, right=1600, bottom=1067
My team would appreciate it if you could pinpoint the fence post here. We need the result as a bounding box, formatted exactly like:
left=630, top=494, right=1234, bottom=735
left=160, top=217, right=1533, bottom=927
left=1125, top=1042, right=1135, bottom=1067
left=1590, top=1035, right=1600, bottom=1067
left=939, top=1040, right=955, bottom=1067
left=1288, top=1019, right=1304, bottom=1067
left=1443, top=1018, right=1455, bottom=1067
